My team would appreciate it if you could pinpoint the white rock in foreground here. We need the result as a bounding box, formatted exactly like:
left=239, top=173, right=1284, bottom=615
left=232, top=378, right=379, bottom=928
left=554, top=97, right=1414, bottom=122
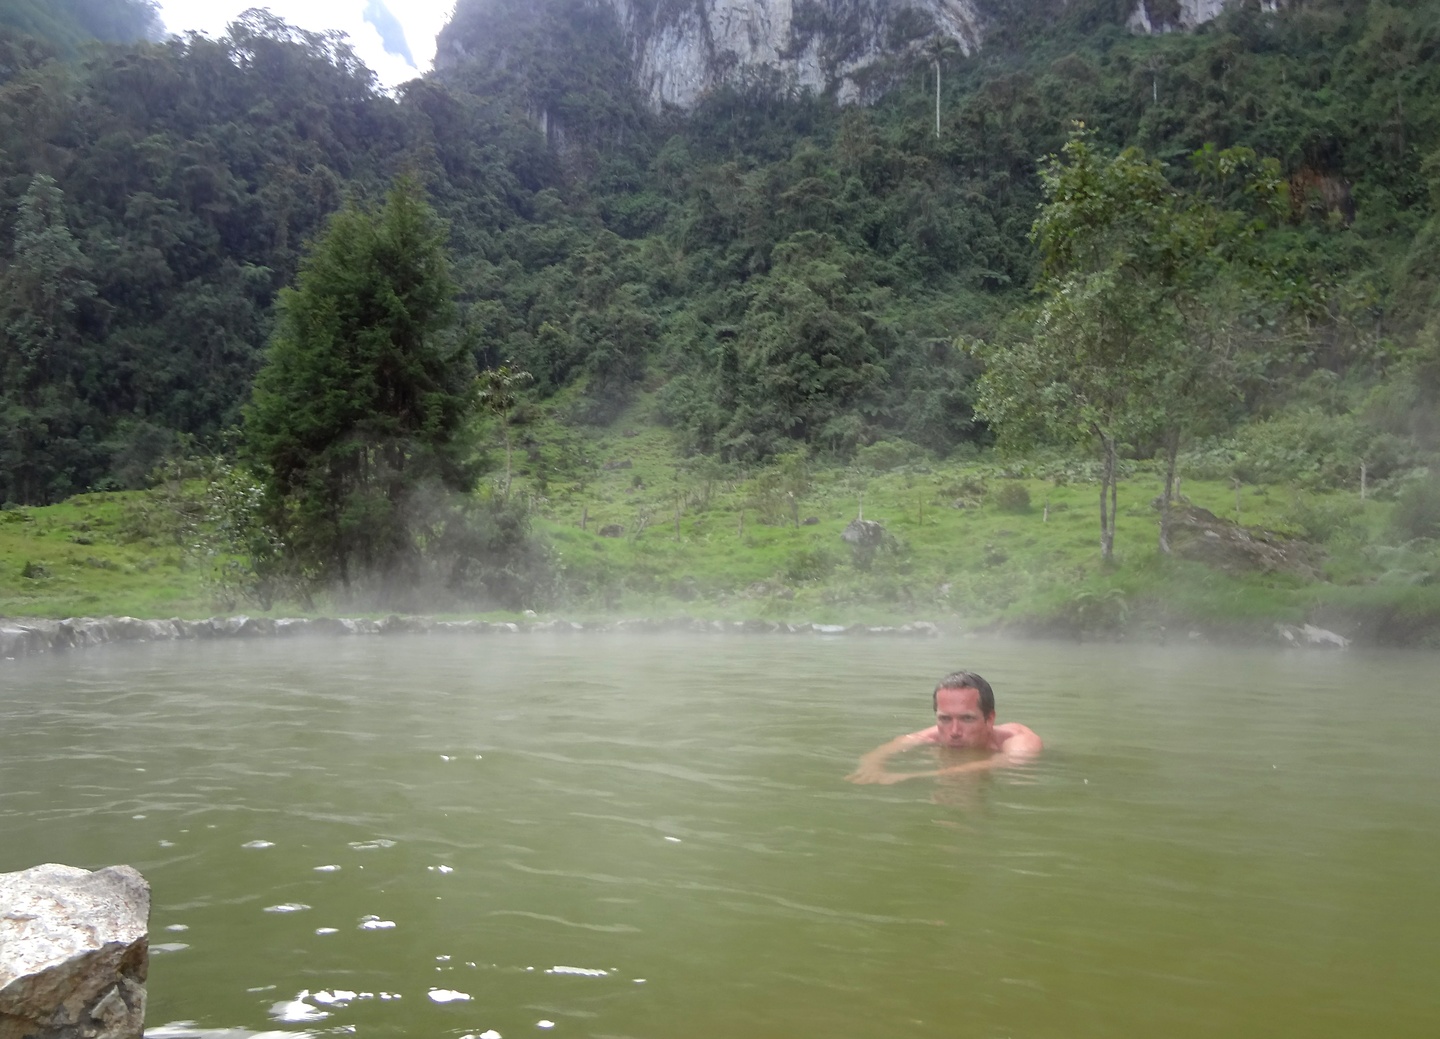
left=0, top=863, right=150, bottom=1039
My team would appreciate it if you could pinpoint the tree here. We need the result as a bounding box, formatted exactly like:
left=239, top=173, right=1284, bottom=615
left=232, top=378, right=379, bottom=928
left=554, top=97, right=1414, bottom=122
left=0, top=174, right=98, bottom=504
left=476, top=363, right=533, bottom=499
left=244, top=175, right=478, bottom=596
left=968, top=126, right=1282, bottom=561
left=924, top=34, right=961, bottom=139
left=1153, top=141, right=1286, bottom=551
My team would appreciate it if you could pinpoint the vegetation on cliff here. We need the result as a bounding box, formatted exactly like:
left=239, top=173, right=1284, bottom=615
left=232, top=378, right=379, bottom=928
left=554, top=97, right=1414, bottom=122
left=0, top=0, right=159, bottom=56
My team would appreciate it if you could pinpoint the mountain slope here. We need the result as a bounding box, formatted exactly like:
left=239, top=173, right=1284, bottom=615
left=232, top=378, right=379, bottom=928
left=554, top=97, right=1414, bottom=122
left=0, top=0, right=161, bottom=55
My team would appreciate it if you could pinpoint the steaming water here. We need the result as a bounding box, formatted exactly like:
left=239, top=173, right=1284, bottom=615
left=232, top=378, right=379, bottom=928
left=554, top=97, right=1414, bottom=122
left=3, top=636, right=1438, bottom=1038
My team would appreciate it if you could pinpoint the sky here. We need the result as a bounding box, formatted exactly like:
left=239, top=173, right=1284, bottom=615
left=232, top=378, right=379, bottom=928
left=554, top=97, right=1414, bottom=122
left=153, top=1, right=457, bottom=89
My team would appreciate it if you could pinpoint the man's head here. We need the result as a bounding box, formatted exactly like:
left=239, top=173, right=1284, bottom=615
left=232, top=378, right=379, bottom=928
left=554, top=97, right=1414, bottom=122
left=931, top=670, right=995, bottom=749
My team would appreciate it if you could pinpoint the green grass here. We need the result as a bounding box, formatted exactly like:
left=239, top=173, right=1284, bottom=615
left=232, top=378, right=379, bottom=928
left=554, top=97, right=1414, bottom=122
left=0, top=492, right=212, bottom=617
left=3, top=398, right=1436, bottom=644
left=476, top=396, right=1433, bottom=638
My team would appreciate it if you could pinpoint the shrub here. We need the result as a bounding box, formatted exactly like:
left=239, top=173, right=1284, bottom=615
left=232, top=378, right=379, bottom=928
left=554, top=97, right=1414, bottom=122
left=1227, top=407, right=1409, bottom=490
left=784, top=547, right=838, bottom=582
left=994, top=483, right=1032, bottom=512
left=1282, top=494, right=1364, bottom=544
left=854, top=439, right=929, bottom=472
left=944, top=475, right=988, bottom=500
left=1392, top=469, right=1440, bottom=541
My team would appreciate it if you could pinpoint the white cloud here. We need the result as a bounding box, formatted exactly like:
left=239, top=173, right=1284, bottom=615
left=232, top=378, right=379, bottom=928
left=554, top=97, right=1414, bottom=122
left=153, top=1, right=456, bottom=88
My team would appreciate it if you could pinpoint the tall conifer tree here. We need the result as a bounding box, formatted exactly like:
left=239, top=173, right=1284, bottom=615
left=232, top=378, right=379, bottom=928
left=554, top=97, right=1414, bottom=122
left=245, top=176, right=477, bottom=593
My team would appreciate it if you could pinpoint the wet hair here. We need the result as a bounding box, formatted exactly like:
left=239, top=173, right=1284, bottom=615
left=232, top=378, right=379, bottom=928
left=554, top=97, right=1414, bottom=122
left=932, top=670, right=995, bottom=718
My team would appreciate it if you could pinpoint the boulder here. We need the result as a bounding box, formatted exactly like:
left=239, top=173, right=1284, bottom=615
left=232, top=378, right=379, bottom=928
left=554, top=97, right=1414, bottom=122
left=0, top=625, right=47, bottom=659
left=1167, top=505, right=1321, bottom=578
left=177, top=618, right=221, bottom=639
left=234, top=616, right=276, bottom=638
left=840, top=518, right=887, bottom=548
left=898, top=622, right=941, bottom=637
left=1277, top=623, right=1350, bottom=649
left=841, top=517, right=890, bottom=567
left=378, top=614, right=429, bottom=635
left=0, top=863, right=150, bottom=1039
left=306, top=617, right=351, bottom=637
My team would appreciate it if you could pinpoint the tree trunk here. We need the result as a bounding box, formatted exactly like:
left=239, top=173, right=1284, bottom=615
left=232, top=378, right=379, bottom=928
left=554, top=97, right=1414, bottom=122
left=1159, top=430, right=1179, bottom=555
left=1099, top=433, right=1116, bottom=562
left=934, top=61, right=941, bottom=138
left=1109, top=461, right=1118, bottom=559
left=502, top=422, right=512, bottom=500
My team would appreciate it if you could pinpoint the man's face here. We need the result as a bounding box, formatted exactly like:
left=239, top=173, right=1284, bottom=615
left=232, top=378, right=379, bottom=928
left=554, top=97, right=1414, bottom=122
left=934, top=686, right=994, bottom=749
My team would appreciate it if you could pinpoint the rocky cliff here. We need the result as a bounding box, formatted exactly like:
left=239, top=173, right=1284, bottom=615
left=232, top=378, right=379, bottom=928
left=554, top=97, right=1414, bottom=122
left=1126, top=0, right=1229, bottom=34
left=436, top=0, right=1243, bottom=111
left=437, top=0, right=989, bottom=110
left=614, top=0, right=988, bottom=107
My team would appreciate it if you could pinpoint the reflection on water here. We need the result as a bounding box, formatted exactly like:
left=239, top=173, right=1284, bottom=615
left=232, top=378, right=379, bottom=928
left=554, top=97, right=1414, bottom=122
left=3, top=636, right=1439, bottom=1038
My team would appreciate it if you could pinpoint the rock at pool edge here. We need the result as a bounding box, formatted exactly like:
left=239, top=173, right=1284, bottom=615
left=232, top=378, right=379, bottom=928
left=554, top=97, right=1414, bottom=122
left=0, top=863, right=149, bottom=1039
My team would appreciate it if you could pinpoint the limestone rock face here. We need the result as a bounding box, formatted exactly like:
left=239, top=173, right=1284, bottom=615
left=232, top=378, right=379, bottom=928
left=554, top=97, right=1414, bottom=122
left=615, top=0, right=987, bottom=108
left=0, top=864, right=150, bottom=1039
left=1126, top=0, right=1284, bottom=34
left=1126, top=0, right=1228, bottom=33
left=439, top=0, right=989, bottom=111
left=438, top=0, right=1262, bottom=113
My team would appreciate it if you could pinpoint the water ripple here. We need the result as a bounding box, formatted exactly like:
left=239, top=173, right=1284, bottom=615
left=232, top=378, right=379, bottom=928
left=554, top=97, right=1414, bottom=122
left=486, top=910, right=641, bottom=934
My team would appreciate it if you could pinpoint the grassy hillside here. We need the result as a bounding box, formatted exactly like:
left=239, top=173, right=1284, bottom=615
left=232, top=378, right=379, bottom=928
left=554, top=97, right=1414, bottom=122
left=7, top=397, right=1438, bottom=645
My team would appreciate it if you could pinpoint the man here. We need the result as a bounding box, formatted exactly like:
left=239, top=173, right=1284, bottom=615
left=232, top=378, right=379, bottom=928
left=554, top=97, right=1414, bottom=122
left=845, top=670, right=1042, bottom=784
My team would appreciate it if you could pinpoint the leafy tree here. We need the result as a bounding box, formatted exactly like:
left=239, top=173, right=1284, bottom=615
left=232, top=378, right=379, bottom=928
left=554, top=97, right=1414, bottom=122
left=144, top=452, right=291, bottom=611
left=969, top=126, right=1283, bottom=560
left=0, top=173, right=98, bottom=504
left=476, top=363, right=533, bottom=498
left=244, top=175, right=478, bottom=597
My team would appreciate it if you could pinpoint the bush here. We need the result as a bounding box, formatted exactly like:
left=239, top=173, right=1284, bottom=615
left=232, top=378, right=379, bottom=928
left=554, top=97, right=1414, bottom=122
left=1227, top=407, right=1410, bottom=490
left=784, top=547, right=838, bottom=582
left=1282, top=494, right=1364, bottom=544
left=1392, top=469, right=1440, bottom=541
left=854, top=439, right=930, bottom=472
left=944, top=475, right=988, bottom=499
left=994, top=482, right=1032, bottom=512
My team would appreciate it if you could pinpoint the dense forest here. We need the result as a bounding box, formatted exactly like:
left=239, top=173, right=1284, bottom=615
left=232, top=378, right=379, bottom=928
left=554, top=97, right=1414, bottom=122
left=0, top=0, right=160, bottom=55
left=1, top=0, right=1438, bottom=589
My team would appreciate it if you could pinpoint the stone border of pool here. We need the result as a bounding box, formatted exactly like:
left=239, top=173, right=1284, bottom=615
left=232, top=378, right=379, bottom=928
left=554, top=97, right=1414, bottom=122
left=0, top=615, right=943, bottom=660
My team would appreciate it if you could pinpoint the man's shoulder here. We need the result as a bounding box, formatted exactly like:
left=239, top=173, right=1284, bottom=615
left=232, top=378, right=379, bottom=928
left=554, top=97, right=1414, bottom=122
left=995, top=722, right=1042, bottom=752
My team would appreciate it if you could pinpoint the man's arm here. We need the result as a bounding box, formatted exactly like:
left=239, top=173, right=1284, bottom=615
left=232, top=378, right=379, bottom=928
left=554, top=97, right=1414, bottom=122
left=844, top=728, right=936, bottom=784
left=848, top=725, right=1042, bottom=785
